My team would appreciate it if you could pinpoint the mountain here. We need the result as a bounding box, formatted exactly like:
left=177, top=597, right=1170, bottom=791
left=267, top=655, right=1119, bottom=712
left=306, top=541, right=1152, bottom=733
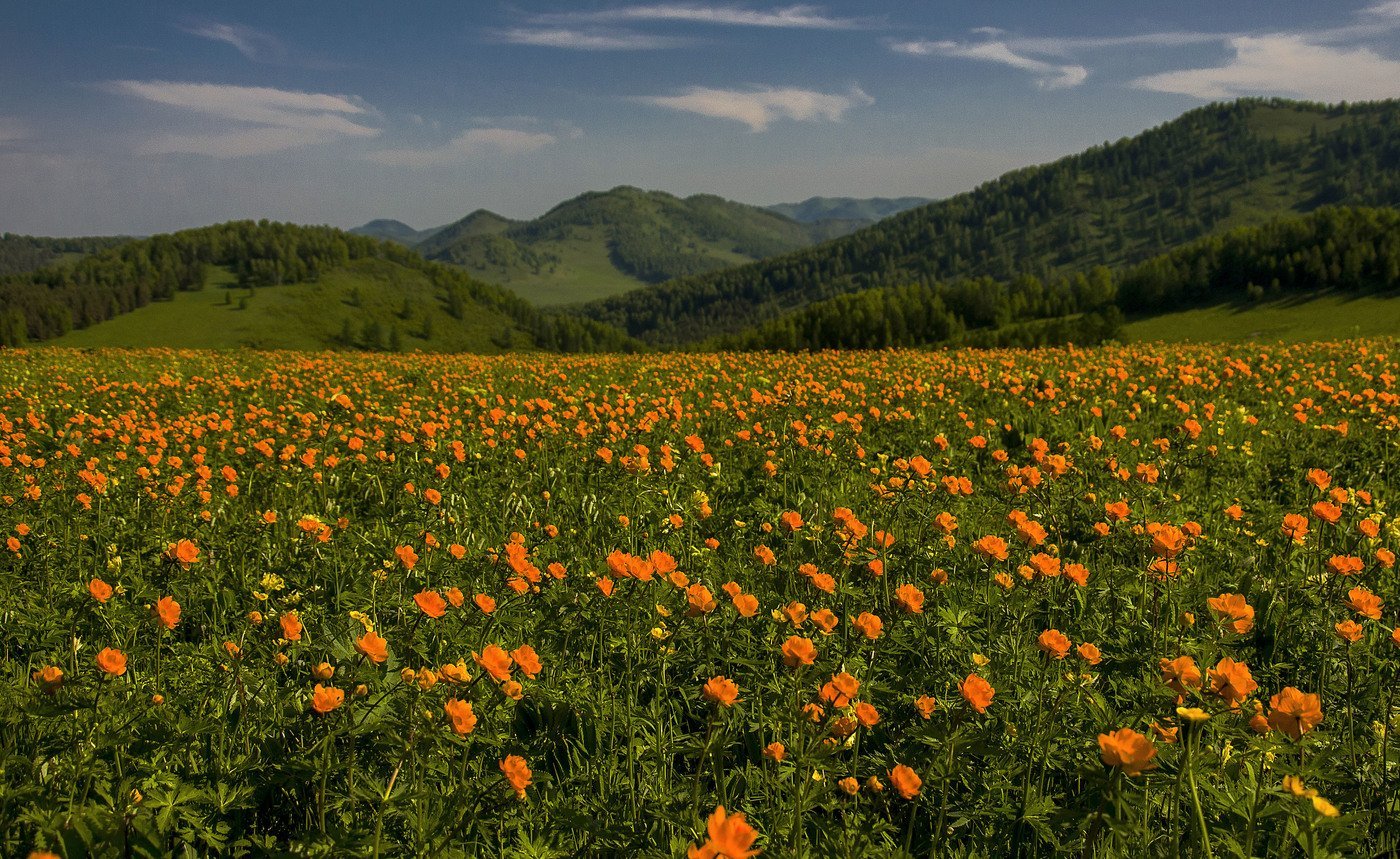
left=0, top=220, right=636, bottom=352
left=575, top=98, right=1400, bottom=344
left=348, top=219, right=442, bottom=245
left=766, top=196, right=934, bottom=223
left=416, top=186, right=824, bottom=306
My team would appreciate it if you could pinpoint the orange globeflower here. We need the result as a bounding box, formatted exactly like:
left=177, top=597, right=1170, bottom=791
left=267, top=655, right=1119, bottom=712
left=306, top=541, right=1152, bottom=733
left=687, top=584, right=718, bottom=616
left=853, top=612, right=883, bottom=639
left=355, top=630, right=389, bottom=664
left=687, top=806, right=759, bottom=859
left=915, top=695, right=937, bottom=718
left=1098, top=728, right=1158, bottom=776
left=445, top=586, right=465, bottom=607
left=702, top=676, right=740, bottom=707
left=413, top=590, right=447, bottom=619
left=1077, top=643, right=1102, bottom=665
left=444, top=698, right=477, bottom=735
left=499, top=755, right=532, bottom=799
left=279, top=611, right=303, bottom=642
left=1037, top=629, right=1071, bottom=659
left=894, top=583, right=924, bottom=614
left=154, top=596, right=181, bottom=630
left=311, top=684, right=344, bottom=714
left=960, top=673, right=994, bottom=714
left=1327, top=555, right=1365, bottom=577
left=510, top=645, right=543, bottom=678
left=972, top=535, right=1009, bottom=562
left=1207, top=593, right=1255, bottom=634
left=32, top=665, right=64, bottom=693
left=1160, top=656, right=1202, bottom=698
left=1150, top=525, right=1187, bottom=559
left=763, top=741, right=786, bottom=762
left=1267, top=687, right=1323, bottom=740
left=753, top=545, right=776, bottom=566
left=394, top=545, right=418, bottom=570
left=890, top=764, right=922, bottom=799
left=1311, top=501, right=1342, bottom=525
left=473, top=593, right=496, bottom=614
left=166, top=539, right=200, bottom=566
left=778, top=511, right=804, bottom=533
left=820, top=672, right=860, bottom=708
left=1280, top=514, right=1309, bottom=544
left=475, top=644, right=514, bottom=681
left=732, top=593, right=759, bottom=617
left=781, top=636, right=817, bottom=668
left=96, top=647, right=127, bottom=676
left=88, top=578, right=113, bottom=603
left=1344, top=587, right=1383, bottom=620
left=809, top=608, right=838, bottom=634
left=1335, top=619, right=1364, bottom=643
left=1209, top=657, right=1257, bottom=706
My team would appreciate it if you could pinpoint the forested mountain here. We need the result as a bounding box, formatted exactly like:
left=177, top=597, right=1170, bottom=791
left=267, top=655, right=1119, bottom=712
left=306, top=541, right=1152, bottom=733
left=0, top=234, right=131, bottom=276
left=348, top=219, right=443, bottom=245
left=719, top=206, right=1400, bottom=351
left=0, top=220, right=637, bottom=352
left=577, top=98, right=1400, bottom=344
left=415, top=186, right=826, bottom=305
left=765, top=196, right=933, bottom=223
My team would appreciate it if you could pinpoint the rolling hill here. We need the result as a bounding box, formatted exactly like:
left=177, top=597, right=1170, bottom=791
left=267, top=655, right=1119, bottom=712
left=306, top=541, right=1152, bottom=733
left=0, top=233, right=131, bottom=276
left=576, top=98, right=1400, bottom=344
left=415, top=186, right=827, bottom=306
left=0, top=220, right=637, bottom=352
left=765, top=196, right=933, bottom=224
left=348, top=219, right=443, bottom=245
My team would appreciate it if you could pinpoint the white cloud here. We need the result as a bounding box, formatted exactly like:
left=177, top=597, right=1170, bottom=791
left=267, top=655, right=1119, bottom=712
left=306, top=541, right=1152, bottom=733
left=0, top=117, right=28, bottom=144
left=536, top=4, right=866, bottom=29
left=1364, top=1, right=1400, bottom=18
left=891, top=39, right=1088, bottom=89
left=637, top=85, right=872, bottom=131
left=366, top=128, right=557, bottom=168
left=494, top=27, right=689, bottom=50
left=1133, top=35, right=1400, bottom=101
left=108, top=81, right=380, bottom=157
left=186, top=22, right=286, bottom=63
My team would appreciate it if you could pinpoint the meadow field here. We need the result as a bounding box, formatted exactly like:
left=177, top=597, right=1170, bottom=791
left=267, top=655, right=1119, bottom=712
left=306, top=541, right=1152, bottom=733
left=2, top=342, right=1398, bottom=857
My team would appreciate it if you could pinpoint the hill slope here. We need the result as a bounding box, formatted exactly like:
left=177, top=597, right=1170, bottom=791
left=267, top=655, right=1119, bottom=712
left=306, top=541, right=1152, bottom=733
left=578, top=98, right=1400, bottom=344
left=349, top=219, right=443, bottom=245
left=418, top=186, right=824, bottom=306
left=0, top=220, right=637, bottom=352
left=0, top=234, right=132, bottom=276
left=765, top=196, right=933, bottom=223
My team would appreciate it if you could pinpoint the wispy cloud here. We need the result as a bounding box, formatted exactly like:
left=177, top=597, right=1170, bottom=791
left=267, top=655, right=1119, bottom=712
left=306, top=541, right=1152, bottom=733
left=0, top=117, right=28, bottom=144
left=536, top=4, right=868, bottom=30
left=1133, top=35, right=1400, bottom=101
left=366, top=128, right=557, bottom=168
left=185, top=22, right=287, bottom=63
left=493, top=27, right=690, bottom=50
left=109, top=81, right=380, bottom=157
left=890, top=39, right=1088, bottom=89
left=637, top=85, right=872, bottom=131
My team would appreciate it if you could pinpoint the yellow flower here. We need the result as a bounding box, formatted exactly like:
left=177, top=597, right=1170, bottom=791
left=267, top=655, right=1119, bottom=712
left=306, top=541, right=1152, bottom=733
left=971, top=653, right=990, bottom=667
left=1310, top=796, right=1340, bottom=818
left=259, top=573, right=286, bottom=592
left=1176, top=706, right=1211, bottom=723
left=349, top=610, right=374, bottom=631
left=655, top=603, right=672, bottom=618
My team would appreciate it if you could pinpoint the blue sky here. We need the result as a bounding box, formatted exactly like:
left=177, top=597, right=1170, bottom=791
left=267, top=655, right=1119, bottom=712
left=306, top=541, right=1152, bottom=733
left=4, top=1, right=1400, bottom=235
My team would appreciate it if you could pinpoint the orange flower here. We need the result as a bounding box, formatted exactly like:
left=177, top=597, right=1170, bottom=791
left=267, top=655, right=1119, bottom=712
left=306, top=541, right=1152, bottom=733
left=915, top=695, right=937, bottom=718
left=1105, top=500, right=1130, bottom=521
left=31, top=665, right=64, bottom=693
left=510, top=644, right=542, bottom=678
left=499, top=755, right=532, bottom=799
left=1207, top=593, right=1254, bottom=634
left=687, top=584, right=718, bottom=616
left=1077, top=642, right=1102, bottom=665
left=1160, top=655, right=1202, bottom=697
left=444, top=698, right=477, bottom=735
left=894, top=583, right=924, bottom=614
left=1306, top=468, right=1331, bottom=490
left=355, top=630, right=389, bottom=664
left=1267, top=687, right=1323, bottom=740
left=972, top=535, right=1008, bottom=561
left=474, top=593, right=496, bottom=614
left=311, top=684, right=344, bottom=715
left=279, top=611, right=303, bottom=642
left=88, top=578, right=113, bottom=603
left=1150, top=525, right=1187, bottom=559
left=413, top=590, right=447, bottom=618
left=853, top=611, right=883, bottom=639
left=702, top=676, right=740, bottom=707
left=732, top=593, right=759, bottom=617
left=890, top=764, right=922, bottom=799
left=1335, top=619, right=1364, bottom=643
left=165, top=539, right=200, bottom=566
left=1327, top=555, right=1365, bottom=577
left=819, top=672, right=860, bottom=708
left=781, top=636, right=817, bottom=668
left=1209, top=657, right=1257, bottom=706
left=1311, top=501, right=1342, bottom=525
left=596, top=576, right=615, bottom=597
left=763, top=741, right=786, bottom=762
left=154, top=596, right=181, bottom=630
left=1344, top=587, right=1383, bottom=620
left=96, top=647, right=127, bottom=676
left=1037, top=629, right=1071, bottom=659
left=394, top=545, right=418, bottom=570
left=475, top=644, right=514, bottom=681
left=753, top=545, right=776, bottom=566
left=1280, top=513, right=1309, bottom=544
left=1098, top=728, right=1158, bottom=776
left=778, top=511, right=804, bottom=533
left=854, top=702, right=880, bottom=728
left=960, top=673, right=994, bottom=714
left=782, top=601, right=807, bottom=626
left=687, top=805, right=759, bottom=859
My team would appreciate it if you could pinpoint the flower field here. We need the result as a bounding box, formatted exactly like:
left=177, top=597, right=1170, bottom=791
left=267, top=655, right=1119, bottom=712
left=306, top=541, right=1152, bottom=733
left=3, top=343, right=1399, bottom=858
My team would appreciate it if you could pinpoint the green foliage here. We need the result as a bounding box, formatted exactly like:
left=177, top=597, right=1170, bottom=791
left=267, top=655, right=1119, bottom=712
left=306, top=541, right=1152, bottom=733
left=0, top=233, right=130, bottom=276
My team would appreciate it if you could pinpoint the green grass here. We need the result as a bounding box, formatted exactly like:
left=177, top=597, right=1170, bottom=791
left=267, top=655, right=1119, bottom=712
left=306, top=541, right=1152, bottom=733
left=1121, top=291, right=1400, bottom=343
left=51, top=260, right=529, bottom=352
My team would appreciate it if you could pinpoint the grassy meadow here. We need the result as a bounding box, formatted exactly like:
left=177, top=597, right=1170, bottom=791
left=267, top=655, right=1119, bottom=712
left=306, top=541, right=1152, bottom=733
left=2, top=342, right=1398, bottom=857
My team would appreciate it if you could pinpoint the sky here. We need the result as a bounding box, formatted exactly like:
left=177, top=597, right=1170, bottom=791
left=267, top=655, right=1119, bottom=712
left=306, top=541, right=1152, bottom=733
left=4, top=1, right=1400, bottom=236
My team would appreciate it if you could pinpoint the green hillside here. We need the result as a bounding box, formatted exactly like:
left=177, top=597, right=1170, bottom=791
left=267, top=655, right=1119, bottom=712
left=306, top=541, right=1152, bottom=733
left=0, top=233, right=131, bottom=276
left=418, top=186, right=823, bottom=306
left=1120, top=293, right=1400, bottom=343
left=0, top=220, right=638, bottom=352
left=577, top=98, right=1400, bottom=344
left=765, top=196, right=933, bottom=223
left=348, top=219, right=443, bottom=245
